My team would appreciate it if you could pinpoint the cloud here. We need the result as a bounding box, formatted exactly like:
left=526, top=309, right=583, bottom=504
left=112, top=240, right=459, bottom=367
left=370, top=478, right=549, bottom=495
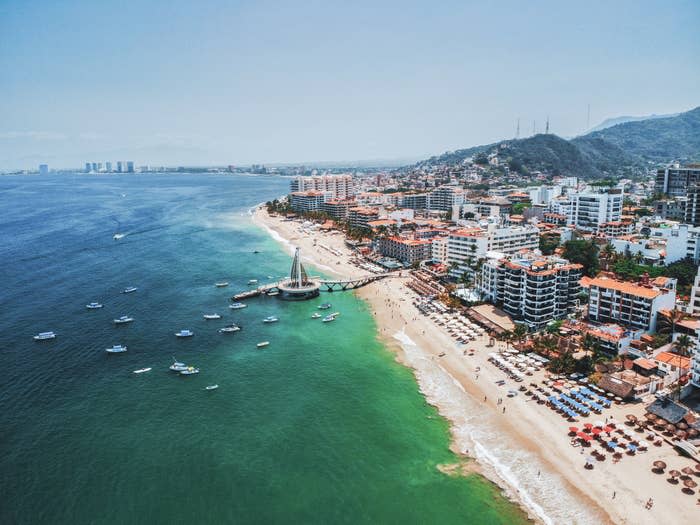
left=0, top=131, right=68, bottom=141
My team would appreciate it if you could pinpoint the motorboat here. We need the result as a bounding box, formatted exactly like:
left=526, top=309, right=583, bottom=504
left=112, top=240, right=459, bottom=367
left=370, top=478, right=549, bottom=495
left=133, top=368, right=152, bottom=374
left=106, top=345, right=127, bottom=353
left=203, top=313, right=222, bottom=320
left=311, top=313, right=322, bottom=319
left=205, top=384, right=219, bottom=390
left=33, top=331, right=56, bottom=341
left=322, top=315, right=336, bottom=323
left=219, top=324, right=241, bottom=333
left=230, top=302, right=247, bottom=310
left=86, top=302, right=103, bottom=309
left=169, top=360, right=188, bottom=372
left=114, top=315, right=134, bottom=325
left=318, top=303, right=332, bottom=310
left=121, top=287, right=138, bottom=294
left=215, top=282, right=229, bottom=288
left=253, top=250, right=260, bottom=254
left=256, top=341, right=270, bottom=348
left=248, top=279, right=258, bottom=285
left=175, top=330, right=194, bottom=338
left=180, top=367, right=200, bottom=375
left=263, top=316, right=279, bottom=323
left=267, top=290, right=279, bottom=296
left=329, top=312, right=340, bottom=318
left=113, top=233, right=125, bottom=240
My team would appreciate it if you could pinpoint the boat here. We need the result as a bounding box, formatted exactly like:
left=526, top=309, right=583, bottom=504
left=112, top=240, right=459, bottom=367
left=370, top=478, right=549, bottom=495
left=322, top=315, right=335, bottom=323
left=248, top=279, right=258, bottom=285
left=311, top=313, right=322, bottom=319
left=106, top=345, right=127, bottom=353
left=113, top=233, right=125, bottom=240
left=253, top=250, right=260, bottom=254
left=263, top=316, right=279, bottom=323
left=175, top=330, right=194, bottom=338
left=215, top=282, right=229, bottom=288
left=267, top=290, right=279, bottom=296
left=205, top=384, right=219, bottom=390
left=133, top=368, right=152, bottom=374
left=114, top=315, right=134, bottom=325
left=33, top=331, right=56, bottom=341
left=318, top=303, right=332, bottom=310
left=256, top=341, right=270, bottom=348
left=180, top=366, right=200, bottom=375
left=121, top=287, right=138, bottom=294
left=169, top=360, right=188, bottom=372
left=329, top=312, right=340, bottom=318
left=203, top=313, right=222, bottom=320
left=86, top=302, right=103, bottom=309
left=219, top=324, right=241, bottom=333
left=229, top=302, right=247, bottom=309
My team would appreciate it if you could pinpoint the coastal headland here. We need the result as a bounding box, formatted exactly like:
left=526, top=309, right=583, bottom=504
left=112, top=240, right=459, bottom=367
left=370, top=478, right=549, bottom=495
left=253, top=205, right=700, bottom=525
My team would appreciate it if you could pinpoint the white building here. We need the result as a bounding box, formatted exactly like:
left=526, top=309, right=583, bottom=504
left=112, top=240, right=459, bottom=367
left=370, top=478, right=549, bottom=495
left=428, top=185, right=466, bottom=211
left=290, top=174, right=354, bottom=199
left=687, top=266, right=700, bottom=316
left=290, top=191, right=330, bottom=213
left=554, top=189, right=624, bottom=232
left=529, top=185, right=562, bottom=206
left=431, top=236, right=449, bottom=264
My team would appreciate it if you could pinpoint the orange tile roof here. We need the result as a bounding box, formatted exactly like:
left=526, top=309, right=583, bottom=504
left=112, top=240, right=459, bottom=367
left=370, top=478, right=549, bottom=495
left=583, top=275, right=664, bottom=299
left=654, top=352, right=691, bottom=369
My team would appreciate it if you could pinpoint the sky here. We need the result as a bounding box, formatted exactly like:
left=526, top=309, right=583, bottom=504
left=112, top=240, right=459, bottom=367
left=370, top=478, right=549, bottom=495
left=1, top=0, right=699, bottom=170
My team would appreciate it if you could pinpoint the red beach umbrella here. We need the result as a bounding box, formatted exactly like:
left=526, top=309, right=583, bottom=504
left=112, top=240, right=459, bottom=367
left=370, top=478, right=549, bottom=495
left=584, top=423, right=593, bottom=430
left=569, top=426, right=579, bottom=433
left=591, top=428, right=602, bottom=435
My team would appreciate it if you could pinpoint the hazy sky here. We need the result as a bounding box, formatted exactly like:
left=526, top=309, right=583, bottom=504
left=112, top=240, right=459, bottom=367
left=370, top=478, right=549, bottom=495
left=1, top=0, right=698, bottom=169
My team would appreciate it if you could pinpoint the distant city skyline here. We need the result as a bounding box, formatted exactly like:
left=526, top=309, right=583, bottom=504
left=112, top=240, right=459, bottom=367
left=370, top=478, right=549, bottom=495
left=1, top=0, right=699, bottom=170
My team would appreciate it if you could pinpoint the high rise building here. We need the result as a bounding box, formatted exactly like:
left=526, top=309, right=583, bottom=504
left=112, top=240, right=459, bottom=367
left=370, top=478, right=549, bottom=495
left=39, top=164, right=48, bottom=175
left=655, top=163, right=700, bottom=197
left=428, top=185, right=466, bottom=211
left=85, top=162, right=91, bottom=173
left=106, top=162, right=112, bottom=172
left=290, top=175, right=354, bottom=199
left=126, top=161, right=135, bottom=173
left=555, top=189, right=623, bottom=233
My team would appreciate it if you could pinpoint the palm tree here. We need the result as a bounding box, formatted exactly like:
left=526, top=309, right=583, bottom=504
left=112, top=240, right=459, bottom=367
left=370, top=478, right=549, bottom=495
left=500, top=330, right=513, bottom=351
left=512, top=323, right=528, bottom=351
left=672, top=334, right=693, bottom=400
left=600, top=243, right=617, bottom=270
left=658, top=308, right=685, bottom=336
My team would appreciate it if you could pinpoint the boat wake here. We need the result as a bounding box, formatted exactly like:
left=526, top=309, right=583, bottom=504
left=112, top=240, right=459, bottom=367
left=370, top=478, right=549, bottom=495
left=391, top=330, right=605, bottom=525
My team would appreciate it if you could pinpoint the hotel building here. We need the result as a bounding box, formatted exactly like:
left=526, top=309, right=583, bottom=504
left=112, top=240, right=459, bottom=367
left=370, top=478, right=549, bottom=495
left=290, top=174, right=354, bottom=199
left=377, top=237, right=432, bottom=265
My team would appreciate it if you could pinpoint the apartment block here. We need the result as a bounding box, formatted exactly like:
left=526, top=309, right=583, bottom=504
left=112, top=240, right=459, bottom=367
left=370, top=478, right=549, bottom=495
left=290, top=191, right=329, bottom=213
left=290, top=174, right=354, bottom=199
left=376, top=237, right=432, bottom=265
left=655, top=163, right=700, bottom=197
left=348, top=207, right=380, bottom=230
left=556, top=189, right=624, bottom=232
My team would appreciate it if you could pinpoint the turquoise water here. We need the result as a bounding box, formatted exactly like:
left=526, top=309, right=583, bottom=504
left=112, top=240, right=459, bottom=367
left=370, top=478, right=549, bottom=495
left=0, top=173, right=527, bottom=524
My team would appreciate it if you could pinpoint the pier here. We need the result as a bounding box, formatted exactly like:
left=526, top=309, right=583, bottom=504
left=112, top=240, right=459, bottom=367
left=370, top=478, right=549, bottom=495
left=231, top=247, right=397, bottom=301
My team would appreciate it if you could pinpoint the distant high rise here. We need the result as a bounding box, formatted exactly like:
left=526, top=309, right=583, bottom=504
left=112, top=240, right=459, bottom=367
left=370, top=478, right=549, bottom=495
left=106, top=162, right=112, bottom=172
left=116, top=161, right=123, bottom=173
left=91, top=162, right=98, bottom=172
left=85, top=162, right=91, bottom=173
left=39, top=164, right=48, bottom=175
left=126, top=161, right=135, bottom=173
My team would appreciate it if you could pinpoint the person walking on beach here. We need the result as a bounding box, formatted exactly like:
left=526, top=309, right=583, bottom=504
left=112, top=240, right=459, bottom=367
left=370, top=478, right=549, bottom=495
left=612, top=491, right=616, bottom=499
left=502, top=406, right=506, bottom=413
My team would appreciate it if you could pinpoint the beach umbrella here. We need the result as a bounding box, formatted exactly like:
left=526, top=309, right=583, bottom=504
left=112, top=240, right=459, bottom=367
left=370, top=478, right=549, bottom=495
left=677, top=422, right=688, bottom=430
left=625, top=414, right=637, bottom=423
left=688, top=429, right=699, bottom=438
left=604, top=426, right=614, bottom=433
left=569, top=426, right=579, bottom=433
left=682, top=467, right=695, bottom=476
left=684, top=479, right=697, bottom=489
left=653, top=460, right=667, bottom=470
left=594, top=421, right=605, bottom=428
left=607, top=441, right=617, bottom=449
left=627, top=444, right=637, bottom=452
left=695, top=463, right=700, bottom=474
left=591, top=428, right=602, bottom=435
left=583, top=423, right=593, bottom=430
left=645, top=413, right=657, bottom=420
left=665, top=424, right=676, bottom=433
left=669, top=470, right=681, bottom=479
left=676, top=430, right=688, bottom=439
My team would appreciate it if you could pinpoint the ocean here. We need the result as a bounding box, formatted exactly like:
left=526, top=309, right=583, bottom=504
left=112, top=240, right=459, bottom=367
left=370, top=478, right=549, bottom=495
left=0, top=173, right=527, bottom=524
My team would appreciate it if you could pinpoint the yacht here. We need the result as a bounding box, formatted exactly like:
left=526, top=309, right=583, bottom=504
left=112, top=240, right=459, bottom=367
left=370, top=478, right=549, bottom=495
left=175, top=330, right=194, bottom=338
left=215, top=282, right=229, bottom=288
left=248, top=279, right=258, bottom=285
left=219, top=324, right=241, bottom=333
left=121, top=287, right=138, bottom=294
left=322, top=315, right=336, bottom=323
left=33, top=331, right=56, bottom=341
left=256, top=341, right=270, bottom=348
left=133, top=368, right=152, bottom=374
left=318, top=303, right=332, bottom=310
left=106, top=345, right=127, bottom=353
left=230, top=302, right=247, bottom=310
left=267, top=290, right=279, bottom=296
left=205, top=384, right=219, bottom=390
left=203, top=313, right=222, bottom=320
left=113, top=233, right=126, bottom=240
left=311, top=313, right=322, bottom=319
left=86, top=302, right=103, bottom=309
left=180, top=366, right=200, bottom=375
left=114, top=316, right=134, bottom=325
left=169, top=360, right=188, bottom=372
left=263, top=316, right=279, bottom=323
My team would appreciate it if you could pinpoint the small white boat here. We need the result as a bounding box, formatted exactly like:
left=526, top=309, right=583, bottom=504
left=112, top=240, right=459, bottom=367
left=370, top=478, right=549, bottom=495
left=106, top=345, right=127, bottom=353
left=329, top=312, right=340, bottom=318
left=263, top=316, right=279, bottom=323
left=215, top=282, right=229, bottom=288
left=175, top=330, right=194, bottom=338
left=219, top=324, right=241, bottom=333
left=114, top=315, right=134, bottom=325
left=318, top=303, right=332, bottom=310
left=180, top=366, right=199, bottom=375
left=322, top=315, right=335, bottom=323
left=311, top=313, right=322, bottom=319
left=267, top=290, right=279, bottom=296
left=203, top=313, right=222, bottom=320
left=113, top=233, right=126, bottom=240
left=205, top=384, right=219, bottom=390
left=33, top=331, right=56, bottom=341
left=248, top=279, right=258, bottom=285
left=230, top=302, right=247, bottom=310
left=133, top=368, right=152, bottom=374
left=86, top=302, right=103, bottom=309
left=256, top=341, right=270, bottom=348
left=121, top=287, right=138, bottom=294
left=169, top=360, right=188, bottom=372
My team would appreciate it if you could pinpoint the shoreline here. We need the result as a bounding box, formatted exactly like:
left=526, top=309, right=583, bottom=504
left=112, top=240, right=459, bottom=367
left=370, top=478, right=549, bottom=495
left=251, top=205, right=698, bottom=525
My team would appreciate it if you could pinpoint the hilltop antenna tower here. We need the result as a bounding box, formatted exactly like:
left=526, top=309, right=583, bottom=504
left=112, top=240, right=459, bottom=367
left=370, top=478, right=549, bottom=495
left=516, top=118, right=520, bottom=139
left=545, top=116, right=550, bottom=134
left=532, top=120, right=536, bottom=135
left=587, top=104, right=591, bottom=130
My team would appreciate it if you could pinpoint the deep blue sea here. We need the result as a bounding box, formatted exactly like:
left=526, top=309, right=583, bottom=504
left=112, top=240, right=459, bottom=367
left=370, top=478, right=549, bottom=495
left=0, top=173, right=526, bottom=524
